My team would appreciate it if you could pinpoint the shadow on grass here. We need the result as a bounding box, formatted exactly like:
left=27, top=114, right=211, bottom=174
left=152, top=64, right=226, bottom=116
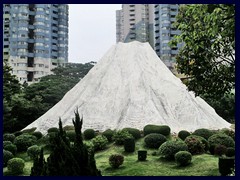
left=104, top=165, right=127, bottom=171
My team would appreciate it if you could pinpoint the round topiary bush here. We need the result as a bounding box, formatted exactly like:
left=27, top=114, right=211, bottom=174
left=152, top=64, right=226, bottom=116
left=175, top=151, right=192, bottom=166
left=124, top=137, right=135, bottom=152
left=102, top=129, right=114, bottom=142
left=112, top=130, right=133, bottom=145
left=184, top=135, right=205, bottom=155
left=143, top=124, right=170, bottom=136
left=208, top=133, right=235, bottom=150
left=7, top=158, right=25, bottom=175
left=32, top=131, right=43, bottom=140
left=122, top=128, right=141, bottom=139
left=66, top=130, right=76, bottom=142
left=13, top=134, right=37, bottom=152
left=83, top=129, right=96, bottom=140
left=144, top=133, right=167, bottom=149
left=4, top=144, right=17, bottom=155
left=192, top=128, right=214, bottom=140
left=27, top=145, right=41, bottom=160
left=226, top=147, right=235, bottom=157
left=109, top=154, right=124, bottom=168
left=3, top=150, right=14, bottom=167
left=178, top=130, right=191, bottom=141
left=47, top=127, right=59, bottom=134
left=3, top=141, right=13, bottom=148
left=159, top=140, right=188, bottom=160
left=3, top=133, right=16, bottom=143
left=91, top=135, right=108, bottom=151
left=214, top=144, right=227, bottom=156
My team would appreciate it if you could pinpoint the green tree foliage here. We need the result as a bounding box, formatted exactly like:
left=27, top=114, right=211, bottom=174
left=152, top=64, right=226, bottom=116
left=171, top=4, right=235, bottom=99
left=3, top=60, right=21, bottom=101
left=31, top=110, right=101, bottom=176
left=3, top=62, right=94, bottom=133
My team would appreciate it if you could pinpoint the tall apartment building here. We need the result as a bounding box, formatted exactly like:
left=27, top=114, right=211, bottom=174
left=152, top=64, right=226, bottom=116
left=116, top=4, right=182, bottom=69
left=116, top=4, right=155, bottom=48
left=154, top=4, right=183, bottom=69
left=3, top=4, right=69, bottom=84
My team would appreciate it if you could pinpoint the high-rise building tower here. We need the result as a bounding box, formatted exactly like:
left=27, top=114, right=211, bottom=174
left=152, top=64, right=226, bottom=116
left=154, top=4, right=183, bottom=69
left=3, top=4, right=69, bottom=84
left=116, top=4, right=155, bottom=48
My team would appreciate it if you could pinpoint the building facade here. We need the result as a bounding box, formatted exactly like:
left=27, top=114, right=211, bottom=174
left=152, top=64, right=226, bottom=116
left=116, top=4, right=155, bottom=48
left=154, top=4, right=183, bottom=69
left=116, top=4, right=183, bottom=69
left=3, top=4, right=69, bottom=84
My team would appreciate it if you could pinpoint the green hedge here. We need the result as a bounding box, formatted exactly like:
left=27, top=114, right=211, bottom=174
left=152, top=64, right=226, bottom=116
left=143, top=124, right=170, bottom=136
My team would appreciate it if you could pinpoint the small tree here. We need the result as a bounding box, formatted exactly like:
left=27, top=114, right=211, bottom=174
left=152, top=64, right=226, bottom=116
left=31, top=110, right=101, bottom=176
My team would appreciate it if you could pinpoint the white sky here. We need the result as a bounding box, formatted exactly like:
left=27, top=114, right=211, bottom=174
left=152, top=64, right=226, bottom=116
left=68, top=4, right=122, bottom=63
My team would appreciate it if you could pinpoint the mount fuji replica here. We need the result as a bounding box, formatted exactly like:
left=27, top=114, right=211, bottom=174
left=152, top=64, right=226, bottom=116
left=23, top=41, right=231, bottom=134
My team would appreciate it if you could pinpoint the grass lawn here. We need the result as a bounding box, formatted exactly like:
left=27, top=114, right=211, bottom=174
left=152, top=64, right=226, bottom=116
left=3, top=138, right=220, bottom=176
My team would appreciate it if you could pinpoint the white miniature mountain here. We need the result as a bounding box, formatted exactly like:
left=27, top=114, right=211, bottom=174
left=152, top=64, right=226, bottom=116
left=23, top=41, right=231, bottom=134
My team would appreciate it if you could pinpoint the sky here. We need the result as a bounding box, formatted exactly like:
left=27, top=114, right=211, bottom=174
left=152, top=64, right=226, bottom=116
left=68, top=4, right=122, bottom=63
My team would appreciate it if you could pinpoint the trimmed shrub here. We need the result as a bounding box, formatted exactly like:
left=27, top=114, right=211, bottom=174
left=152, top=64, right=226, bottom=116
left=66, top=130, right=76, bottom=142
left=144, top=133, right=167, bottom=149
left=122, top=128, right=141, bottom=139
left=22, top=127, right=37, bottom=134
left=14, top=131, right=23, bottom=137
left=226, top=147, right=235, bottom=157
left=124, top=137, right=135, bottom=152
left=83, top=129, right=96, bottom=140
left=175, top=151, right=192, bottom=166
left=109, top=154, right=124, bottom=168
left=220, top=128, right=235, bottom=140
left=32, top=131, right=43, bottom=140
left=143, top=124, right=170, bottom=136
left=3, top=141, right=13, bottom=148
left=192, top=128, right=214, bottom=140
left=3, top=150, right=14, bottom=167
left=113, top=130, right=133, bottom=145
left=27, top=145, right=41, bottom=160
left=4, top=144, right=17, bottom=155
left=3, top=133, right=16, bottom=142
left=178, top=130, right=190, bottom=141
left=159, top=140, right=188, bottom=160
left=184, top=135, right=205, bottom=155
left=13, top=134, right=37, bottom=152
left=208, top=133, right=235, bottom=150
left=102, top=129, right=114, bottom=142
left=92, top=135, right=108, bottom=151
left=47, top=127, right=59, bottom=134
left=158, top=125, right=171, bottom=136
left=214, top=144, right=227, bottom=156
left=7, top=158, right=25, bottom=175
